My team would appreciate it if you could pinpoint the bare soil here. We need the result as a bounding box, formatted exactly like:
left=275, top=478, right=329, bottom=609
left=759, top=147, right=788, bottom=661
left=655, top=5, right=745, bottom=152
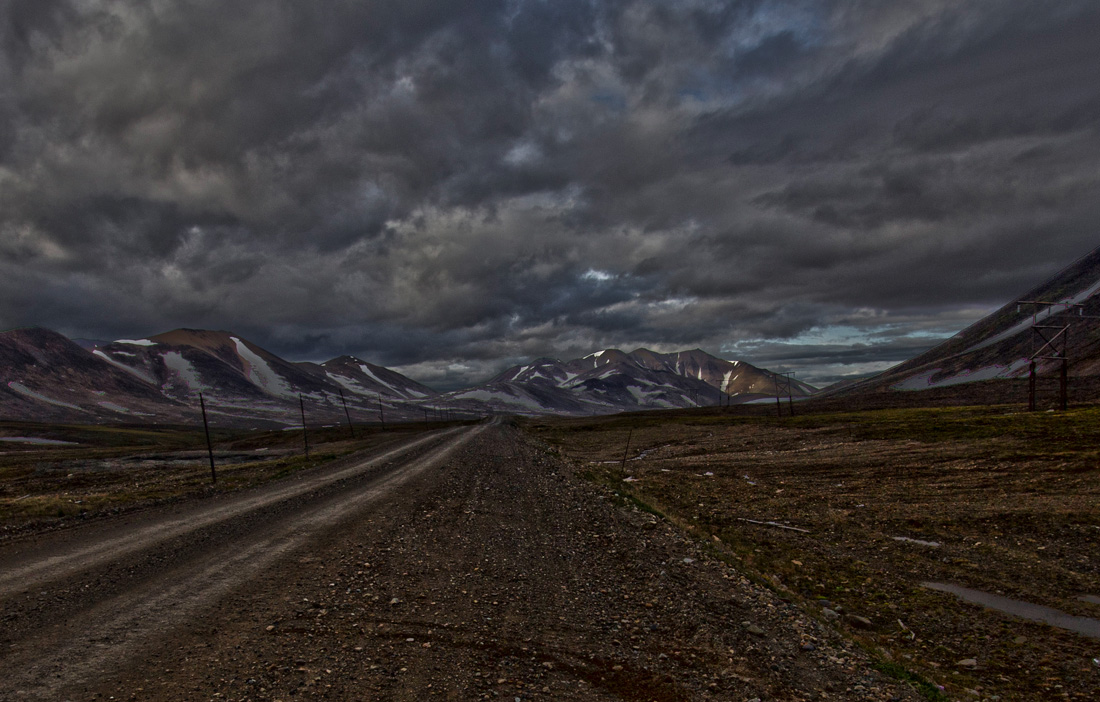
left=527, top=405, right=1100, bottom=701
left=0, top=420, right=920, bottom=701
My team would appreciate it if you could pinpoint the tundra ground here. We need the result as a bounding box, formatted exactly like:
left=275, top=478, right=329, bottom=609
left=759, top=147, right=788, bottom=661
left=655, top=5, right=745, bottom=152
left=0, top=420, right=920, bottom=701
left=527, top=405, right=1100, bottom=701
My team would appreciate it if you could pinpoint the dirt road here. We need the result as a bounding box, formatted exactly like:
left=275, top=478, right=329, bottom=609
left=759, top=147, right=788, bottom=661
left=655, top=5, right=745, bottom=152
left=0, top=422, right=918, bottom=701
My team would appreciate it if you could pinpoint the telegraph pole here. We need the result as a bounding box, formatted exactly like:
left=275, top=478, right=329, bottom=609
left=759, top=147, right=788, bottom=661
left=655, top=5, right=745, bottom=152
left=199, top=392, right=216, bottom=484
left=299, top=393, right=310, bottom=458
left=785, top=373, right=795, bottom=417
left=773, top=372, right=795, bottom=417
left=1017, top=300, right=1098, bottom=411
left=338, top=388, right=354, bottom=438
left=378, top=393, right=385, bottom=430
left=620, top=429, right=633, bottom=479
left=1028, top=360, right=1037, bottom=412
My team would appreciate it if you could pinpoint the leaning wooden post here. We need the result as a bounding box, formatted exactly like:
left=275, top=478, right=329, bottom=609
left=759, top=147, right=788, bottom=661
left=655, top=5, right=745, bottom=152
left=299, top=393, right=310, bottom=458
left=378, top=393, right=385, bottom=430
left=620, top=428, right=633, bottom=479
left=199, top=392, right=216, bottom=484
left=774, top=376, right=783, bottom=417
left=338, top=388, right=354, bottom=438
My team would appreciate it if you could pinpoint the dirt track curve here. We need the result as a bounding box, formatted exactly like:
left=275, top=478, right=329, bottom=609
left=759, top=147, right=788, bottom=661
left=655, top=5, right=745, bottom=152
left=0, top=422, right=918, bottom=701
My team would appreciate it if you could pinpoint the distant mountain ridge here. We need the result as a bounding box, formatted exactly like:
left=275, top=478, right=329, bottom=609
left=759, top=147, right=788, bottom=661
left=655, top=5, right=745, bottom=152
left=316, top=356, right=437, bottom=401
left=443, top=347, right=816, bottom=415
left=0, top=327, right=184, bottom=422
left=0, top=328, right=807, bottom=425
left=836, top=244, right=1100, bottom=397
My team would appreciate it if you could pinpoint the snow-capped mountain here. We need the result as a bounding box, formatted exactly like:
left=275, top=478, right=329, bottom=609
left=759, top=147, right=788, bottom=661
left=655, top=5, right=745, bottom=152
left=315, top=356, right=437, bottom=402
left=621, top=348, right=817, bottom=396
left=0, top=328, right=185, bottom=421
left=0, top=328, right=440, bottom=426
left=0, top=327, right=817, bottom=424
left=436, top=348, right=816, bottom=416
left=89, top=329, right=335, bottom=423
left=88, top=329, right=440, bottom=424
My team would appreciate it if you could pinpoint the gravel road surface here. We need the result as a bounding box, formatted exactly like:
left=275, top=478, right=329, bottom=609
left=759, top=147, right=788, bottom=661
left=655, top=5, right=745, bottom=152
left=0, top=422, right=918, bottom=701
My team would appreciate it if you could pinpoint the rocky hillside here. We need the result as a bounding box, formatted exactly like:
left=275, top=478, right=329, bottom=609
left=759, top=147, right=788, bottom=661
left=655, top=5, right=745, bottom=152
left=0, top=328, right=186, bottom=422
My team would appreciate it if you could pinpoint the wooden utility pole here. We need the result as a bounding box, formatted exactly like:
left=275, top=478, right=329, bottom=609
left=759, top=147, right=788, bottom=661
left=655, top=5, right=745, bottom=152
left=620, top=429, right=633, bottom=479
left=378, top=393, right=385, bottom=429
left=785, top=373, right=795, bottom=416
left=338, top=388, right=354, bottom=438
left=772, top=372, right=796, bottom=417
left=199, top=392, right=216, bottom=484
left=1061, top=347, right=1069, bottom=411
left=299, top=393, right=310, bottom=458
left=1028, top=360, right=1037, bottom=412
left=1018, top=300, right=1095, bottom=411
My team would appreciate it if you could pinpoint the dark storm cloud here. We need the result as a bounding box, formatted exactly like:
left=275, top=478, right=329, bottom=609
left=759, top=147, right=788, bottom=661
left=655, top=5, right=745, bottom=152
left=2, top=0, right=1100, bottom=389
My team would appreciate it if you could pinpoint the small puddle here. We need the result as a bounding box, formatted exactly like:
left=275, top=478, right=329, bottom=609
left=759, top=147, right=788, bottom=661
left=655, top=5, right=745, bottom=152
left=0, top=436, right=78, bottom=446
left=923, top=583, right=1100, bottom=640
left=892, top=536, right=941, bottom=548
left=1079, top=595, right=1100, bottom=606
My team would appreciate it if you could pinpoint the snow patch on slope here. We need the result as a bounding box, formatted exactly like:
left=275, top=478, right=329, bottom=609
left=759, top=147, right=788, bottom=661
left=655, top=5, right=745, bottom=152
left=8, top=382, right=83, bottom=410
left=358, top=363, right=395, bottom=391
left=892, top=359, right=1030, bottom=391
left=327, top=373, right=367, bottom=395
left=93, top=350, right=157, bottom=384
left=98, top=401, right=140, bottom=414
left=450, top=388, right=547, bottom=411
left=626, top=386, right=677, bottom=408
left=163, top=351, right=203, bottom=392
left=232, top=337, right=293, bottom=398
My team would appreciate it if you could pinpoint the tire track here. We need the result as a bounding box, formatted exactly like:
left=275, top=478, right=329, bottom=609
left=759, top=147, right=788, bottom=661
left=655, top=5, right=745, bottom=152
left=0, top=426, right=464, bottom=596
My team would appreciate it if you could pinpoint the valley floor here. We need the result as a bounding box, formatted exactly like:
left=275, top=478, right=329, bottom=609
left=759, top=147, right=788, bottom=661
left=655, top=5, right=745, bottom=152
left=528, top=405, right=1100, bottom=701
left=0, top=420, right=915, bottom=701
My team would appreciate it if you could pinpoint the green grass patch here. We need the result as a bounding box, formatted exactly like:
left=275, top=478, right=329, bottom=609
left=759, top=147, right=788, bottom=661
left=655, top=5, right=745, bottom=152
left=622, top=492, right=665, bottom=519
left=872, top=661, right=950, bottom=702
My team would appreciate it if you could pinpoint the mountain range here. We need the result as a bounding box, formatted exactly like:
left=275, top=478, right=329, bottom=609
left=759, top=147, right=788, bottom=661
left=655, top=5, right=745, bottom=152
left=10, top=242, right=1100, bottom=427
left=0, top=328, right=810, bottom=426
left=443, top=348, right=816, bottom=416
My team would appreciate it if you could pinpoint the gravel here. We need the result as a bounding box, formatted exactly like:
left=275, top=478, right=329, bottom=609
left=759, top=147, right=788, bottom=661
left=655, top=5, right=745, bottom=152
left=2, top=422, right=919, bottom=700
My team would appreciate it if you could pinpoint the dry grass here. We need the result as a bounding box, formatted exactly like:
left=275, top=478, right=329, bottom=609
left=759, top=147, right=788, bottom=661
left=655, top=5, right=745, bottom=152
left=527, top=404, right=1100, bottom=701
left=0, top=420, right=436, bottom=532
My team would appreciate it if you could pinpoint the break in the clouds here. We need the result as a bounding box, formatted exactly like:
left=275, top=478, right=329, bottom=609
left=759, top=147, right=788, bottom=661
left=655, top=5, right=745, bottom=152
left=2, top=1, right=1100, bottom=389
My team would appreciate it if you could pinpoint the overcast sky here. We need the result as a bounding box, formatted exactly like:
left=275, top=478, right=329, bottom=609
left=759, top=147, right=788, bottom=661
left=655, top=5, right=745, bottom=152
left=3, top=1, right=1100, bottom=389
